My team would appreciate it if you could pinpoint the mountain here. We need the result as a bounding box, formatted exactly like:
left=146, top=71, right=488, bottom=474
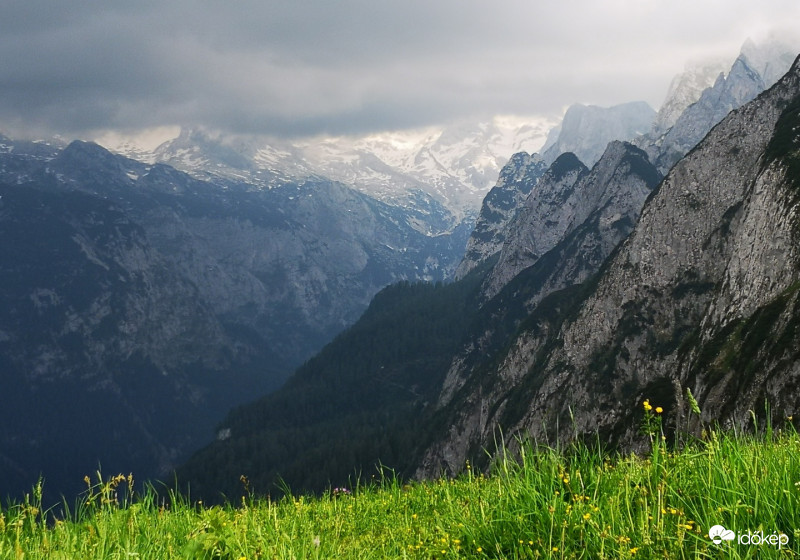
left=116, top=116, right=557, bottom=231
left=177, top=47, right=800, bottom=500
left=439, top=142, right=660, bottom=408
left=640, top=38, right=798, bottom=173
left=417, top=53, right=800, bottom=477
left=454, top=152, right=548, bottom=279
left=651, top=59, right=730, bottom=135
left=478, top=152, right=588, bottom=296
left=178, top=140, right=661, bottom=500
left=0, top=162, right=268, bottom=500
left=483, top=142, right=661, bottom=299
left=297, top=118, right=555, bottom=221
left=540, top=102, right=656, bottom=167
left=0, top=137, right=470, bottom=500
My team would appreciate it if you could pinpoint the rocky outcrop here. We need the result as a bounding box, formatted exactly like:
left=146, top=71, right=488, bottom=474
left=651, top=60, right=730, bottom=135
left=418, top=54, right=800, bottom=478
left=454, top=153, right=547, bottom=279
left=478, top=153, right=587, bottom=294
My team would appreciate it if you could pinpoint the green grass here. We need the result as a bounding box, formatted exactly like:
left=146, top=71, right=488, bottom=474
left=3, top=421, right=800, bottom=559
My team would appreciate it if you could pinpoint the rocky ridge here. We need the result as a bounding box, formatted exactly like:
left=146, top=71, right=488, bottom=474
left=417, top=54, right=800, bottom=478
left=485, top=142, right=661, bottom=300
left=116, top=116, right=557, bottom=232
left=454, top=153, right=548, bottom=279
left=438, top=142, right=661, bottom=407
left=651, top=59, right=730, bottom=135
left=639, top=38, right=798, bottom=173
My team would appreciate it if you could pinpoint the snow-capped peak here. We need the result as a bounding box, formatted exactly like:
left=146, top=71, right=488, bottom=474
left=95, top=114, right=558, bottom=221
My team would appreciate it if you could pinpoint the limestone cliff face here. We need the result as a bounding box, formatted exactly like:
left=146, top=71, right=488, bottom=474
left=454, top=153, right=547, bottom=279
left=437, top=143, right=660, bottom=409
left=418, top=55, right=800, bottom=477
left=651, top=60, right=729, bottom=136
left=478, top=153, right=586, bottom=295
left=640, top=40, right=797, bottom=174
left=484, top=144, right=660, bottom=299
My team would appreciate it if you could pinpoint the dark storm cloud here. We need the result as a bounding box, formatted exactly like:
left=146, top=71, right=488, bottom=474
left=1, top=0, right=799, bottom=139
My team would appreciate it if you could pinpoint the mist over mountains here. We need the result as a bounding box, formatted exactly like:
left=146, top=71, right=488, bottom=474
left=1, top=36, right=798, bottom=502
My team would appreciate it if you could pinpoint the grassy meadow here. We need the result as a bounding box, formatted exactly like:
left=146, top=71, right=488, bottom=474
left=2, top=407, right=800, bottom=559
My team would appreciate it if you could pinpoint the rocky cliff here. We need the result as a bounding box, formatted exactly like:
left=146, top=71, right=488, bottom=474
left=483, top=144, right=660, bottom=299
left=418, top=54, right=800, bottom=477
left=651, top=59, right=730, bottom=136
left=454, top=153, right=548, bottom=279
left=476, top=152, right=587, bottom=293
left=438, top=143, right=660, bottom=407
left=640, top=39, right=797, bottom=174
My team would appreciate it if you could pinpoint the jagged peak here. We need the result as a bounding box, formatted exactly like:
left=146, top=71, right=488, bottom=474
left=506, top=151, right=533, bottom=165
left=598, top=140, right=653, bottom=165
left=787, top=52, right=800, bottom=78
left=420, top=50, right=800, bottom=476
left=739, top=35, right=800, bottom=85
left=595, top=139, right=633, bottom=160
left=546, top=152, right=587, bottom=182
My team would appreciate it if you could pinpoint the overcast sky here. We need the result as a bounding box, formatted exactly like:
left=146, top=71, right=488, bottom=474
left=1, top=0, right=799, bottom=141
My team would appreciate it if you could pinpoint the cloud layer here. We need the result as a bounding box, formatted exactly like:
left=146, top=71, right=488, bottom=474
left=1, top=0, right=799, bottom=139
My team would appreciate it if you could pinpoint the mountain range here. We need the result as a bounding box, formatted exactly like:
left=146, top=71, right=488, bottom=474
left=175, top=42, right=800, bottom=499
left=457, top=37, right=798, bottom=280
left=1, top=37, right=798, bottom=503
left=104, top=115, right=559, bottom=228
left=0, top=135, right=470, bottom=500
left=419, top=51, right=800, bottom=476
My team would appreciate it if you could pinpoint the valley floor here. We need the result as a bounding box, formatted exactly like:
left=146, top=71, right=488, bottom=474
left=3, top=420, right=799, bottom=559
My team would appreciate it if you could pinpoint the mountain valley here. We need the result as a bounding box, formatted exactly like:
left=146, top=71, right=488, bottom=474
left=178, top=45, right=800, bottom=498
left=0, top=136, right=470, bottom=500
left=2, top=37, right=799, bottom=505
